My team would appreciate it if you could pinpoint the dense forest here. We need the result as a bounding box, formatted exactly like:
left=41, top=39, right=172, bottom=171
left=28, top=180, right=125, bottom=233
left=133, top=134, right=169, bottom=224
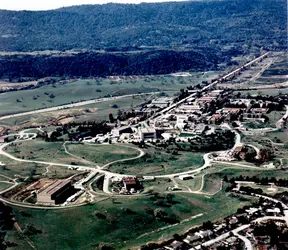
left=0, top=0, right=286, bottom=79
left=0, top=0, right=286, bottom=51
left=0, top=48, right=237, bottom=79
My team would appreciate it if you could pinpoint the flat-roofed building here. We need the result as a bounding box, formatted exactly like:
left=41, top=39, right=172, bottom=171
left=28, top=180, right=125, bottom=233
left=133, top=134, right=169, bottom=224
left=251, top=108, right=269, bottom=114
left=37, top=179, right=72, bottom=205
left=139, top=127, right=156, bottom=141
left=111, top=126, right=133, bottom=136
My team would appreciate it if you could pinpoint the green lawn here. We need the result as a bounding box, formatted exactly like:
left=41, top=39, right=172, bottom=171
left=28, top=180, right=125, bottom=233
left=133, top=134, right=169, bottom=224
left=239, top=88, right=288, bottom=96
left=266, top=130, right=288, bottom=144
left=202, top=173, right=222, bottom=194
left=0, top=181, right=13, bottom=191
left=175, top=176, right=203, bottom=192
left=0, top=73, right=219, bottom=117
left=66, top=143, right=141, bottom=166
left=4, top=140, right=91, bottom=166
left=0, top=155, right=47, bottom=179
left=9, top=190, right=254, bottom=250
left=210, top=164, right=288, bottom=180
left=108, top=147, right=204, bottom=175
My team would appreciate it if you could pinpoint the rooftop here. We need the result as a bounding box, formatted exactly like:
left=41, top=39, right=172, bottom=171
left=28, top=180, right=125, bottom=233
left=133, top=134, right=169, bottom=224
left=140, top=127, right=156, bottom=133
left=123, top=177, right=137, bottom=185
left=38, top=179, right=70, bottom=196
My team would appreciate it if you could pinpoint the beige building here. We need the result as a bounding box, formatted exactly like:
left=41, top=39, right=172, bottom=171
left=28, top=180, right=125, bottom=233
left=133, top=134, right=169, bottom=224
left=139, top=127, right=156, bottom=141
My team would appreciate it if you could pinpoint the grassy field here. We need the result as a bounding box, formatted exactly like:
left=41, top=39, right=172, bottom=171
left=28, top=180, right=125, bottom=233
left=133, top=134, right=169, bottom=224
left=9, top=190, right=254, bottom=250
left=4, top=140, right=92, bottom=166
left=210, top=164, right=288, bottom=179
left=0, top=94, right=156, bottom=128
left=0, top=151, right=80, bottom=181
left=108, top=147, right=204, bottom=175
left=239, top=182, right=288, bottom=194
left=0, top=73, right=218, bottom=117
left=143, top=178, right=176, bottom=193
left=239, top=88, right=288, bottom=96
left=202, top=173, right=222, bottom=194
left=266, top=129, right=288, bottom=144
left=0, top=155, right=48, bottom=179
left=0, top=182, right=13, bottom=191
left=241, top=130, right=288, bottom=164
left=66, top=143, right=141, bottom=166
left=266, top=111, right=286, bottom=127
left=175, top=176, right=203, bottom=192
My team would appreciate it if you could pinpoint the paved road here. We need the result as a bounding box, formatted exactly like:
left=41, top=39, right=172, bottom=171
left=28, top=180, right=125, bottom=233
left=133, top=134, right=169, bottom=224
left=0, top=92, right=160, bottom=121
left=276, top=105, right=288, bottom=129
left=234, top=231, right=253, bottom=250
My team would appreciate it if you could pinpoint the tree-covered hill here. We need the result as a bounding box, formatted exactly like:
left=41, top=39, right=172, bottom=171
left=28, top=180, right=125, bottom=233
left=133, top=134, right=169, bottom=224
left=0, top=0, right=286, bottom=51
left=0, top=49, right=223, bottom=79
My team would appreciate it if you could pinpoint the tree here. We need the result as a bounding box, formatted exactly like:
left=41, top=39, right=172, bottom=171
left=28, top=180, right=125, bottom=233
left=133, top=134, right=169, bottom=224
left=153, top=208, right=167, bottom=220
left=202, top=220, right=213, bottom=230
left=166, top=194, right=174, bottom=203
left=244, top=147, right=257, bottom=162
left=108, top=113, right=115, bottom=123
left=258, top=148, right=271, bottom=162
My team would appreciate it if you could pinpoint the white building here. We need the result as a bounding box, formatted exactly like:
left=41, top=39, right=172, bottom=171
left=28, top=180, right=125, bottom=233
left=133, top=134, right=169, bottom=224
left=179, top=175, right=194, bottom=180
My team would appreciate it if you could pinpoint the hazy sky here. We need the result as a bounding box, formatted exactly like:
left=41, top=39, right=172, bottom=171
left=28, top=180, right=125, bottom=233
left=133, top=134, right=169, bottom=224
left=0, top=0, right=188, bottom=11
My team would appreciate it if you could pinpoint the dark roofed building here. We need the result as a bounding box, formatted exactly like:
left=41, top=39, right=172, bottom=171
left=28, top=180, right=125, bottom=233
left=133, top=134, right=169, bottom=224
left=37, top=179, right=73, bottom=205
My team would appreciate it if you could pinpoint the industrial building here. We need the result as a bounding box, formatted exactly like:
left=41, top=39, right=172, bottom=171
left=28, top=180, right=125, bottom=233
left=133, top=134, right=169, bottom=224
left=139, top=127, right=156, bottom=141
left=37, top=179, right=73, bottom=205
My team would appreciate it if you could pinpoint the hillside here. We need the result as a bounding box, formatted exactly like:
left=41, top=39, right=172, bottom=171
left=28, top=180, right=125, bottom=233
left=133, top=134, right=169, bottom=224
left=0, top=0, right=286, bottom=51
left=0, top=49, right=225, bottom=79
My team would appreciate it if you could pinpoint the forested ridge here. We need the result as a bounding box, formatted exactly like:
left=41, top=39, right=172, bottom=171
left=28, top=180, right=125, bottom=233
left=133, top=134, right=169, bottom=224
left=0, top=0, right=286, bottom=51
left=0, top=49, right=226, bottom=79
left=0, top=0, right=286, bottom=79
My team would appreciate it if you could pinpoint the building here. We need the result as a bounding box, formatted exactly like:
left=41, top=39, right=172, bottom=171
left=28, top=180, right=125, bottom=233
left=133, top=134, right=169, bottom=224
left=195, top=230, right=213, bottom=238
left=183, top=234, right=201, bottom=244
left=207, top=114, right=223, bottom=124
left=122, top=177, right=139, bottom=191
left=37, top=179, right=73, bottom=205
left=139, top=127, right=156, bottom=141
left=222, top=107, right=245, bottom=114
left=251, top=108, right=269, bottom=114
left=150, top=98, right=172, bottom=107
left=179, top=105, right=201, bottom=112
left=233, top=145, right=243, bottom=154
left=111, top=126, right=133, bottom=137
left=209, top=90, right=223, bottom=97
left=197, top=96, right=217, bottom=105
left=165, top=241, right=190, bottom=250
left=179, top=175, right=194, bottom=180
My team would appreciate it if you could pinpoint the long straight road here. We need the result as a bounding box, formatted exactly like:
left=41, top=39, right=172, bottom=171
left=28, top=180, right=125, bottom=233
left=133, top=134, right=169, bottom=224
left=0, top=92, right=160, bottom=121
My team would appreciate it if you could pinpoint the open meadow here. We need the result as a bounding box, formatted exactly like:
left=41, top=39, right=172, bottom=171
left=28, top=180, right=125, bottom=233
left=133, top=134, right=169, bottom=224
left=0, top=72, right=218, bottom=117
left=108, top=146, right=204, bottom=175
left=66, top=143, right=141, bottom=166
left=8, top=189, right=255, bottom=250
left=0, top=95, right=150, bottom=127
left=4, top=140, right=92, bottom=166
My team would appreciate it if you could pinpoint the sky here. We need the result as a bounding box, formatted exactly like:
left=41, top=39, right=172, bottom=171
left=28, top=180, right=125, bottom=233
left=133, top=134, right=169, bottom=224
left=0, top=0, right=188, bottom=11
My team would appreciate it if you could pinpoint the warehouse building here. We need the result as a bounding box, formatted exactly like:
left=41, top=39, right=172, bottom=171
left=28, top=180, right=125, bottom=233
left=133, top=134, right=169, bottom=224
left=37, top=179, right=73, bottom=205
